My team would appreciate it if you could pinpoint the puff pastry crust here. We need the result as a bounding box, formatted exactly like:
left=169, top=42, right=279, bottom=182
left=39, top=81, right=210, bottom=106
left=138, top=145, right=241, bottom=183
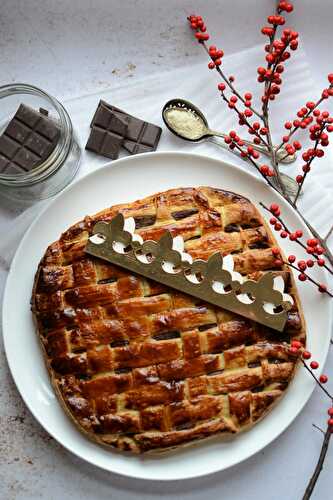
left=31, top=187, right=305, bottom=453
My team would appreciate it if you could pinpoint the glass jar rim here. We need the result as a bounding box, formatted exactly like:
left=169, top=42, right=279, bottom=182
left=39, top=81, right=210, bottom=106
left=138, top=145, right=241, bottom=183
left=0, top=83, right=73, bottom=186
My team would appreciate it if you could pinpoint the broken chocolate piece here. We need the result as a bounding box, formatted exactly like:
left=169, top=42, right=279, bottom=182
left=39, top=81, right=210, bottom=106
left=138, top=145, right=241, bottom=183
left=0, top=104, right=60, bottom=174
left=90, top=100, right=162, bottom=156
left=85, top=112, right=128, bottom=160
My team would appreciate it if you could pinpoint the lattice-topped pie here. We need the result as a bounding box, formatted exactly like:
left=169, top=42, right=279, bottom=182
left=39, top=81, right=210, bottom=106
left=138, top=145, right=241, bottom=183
left=32, top=187, right=305, bottom=453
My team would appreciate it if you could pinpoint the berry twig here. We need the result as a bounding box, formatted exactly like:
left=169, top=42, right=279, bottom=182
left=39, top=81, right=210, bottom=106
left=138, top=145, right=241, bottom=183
left=303, top=427, right=332, bottom=500
left=288, top=342, right=333, bottom=499
left=293, top=112, right=333, bottom=205
left=187, top=15, right=263, bottom=119
left=260, top=202, right=333, bottom=274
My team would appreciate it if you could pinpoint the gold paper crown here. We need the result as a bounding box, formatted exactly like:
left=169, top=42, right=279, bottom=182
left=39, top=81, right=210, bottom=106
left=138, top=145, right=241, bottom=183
left=85, top=214, right=292, bottom=331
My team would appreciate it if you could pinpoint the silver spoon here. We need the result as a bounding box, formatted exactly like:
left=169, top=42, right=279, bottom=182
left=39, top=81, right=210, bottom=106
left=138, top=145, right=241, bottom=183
left=162, top=99, right=296, bottom=164
left=162, top=98, right=299, bottom=197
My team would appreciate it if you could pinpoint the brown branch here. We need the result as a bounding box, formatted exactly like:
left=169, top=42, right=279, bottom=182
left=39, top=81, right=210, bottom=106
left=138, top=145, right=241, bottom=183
left=260, top=202, right=333, bottom=273
left=275, top=94, right=327, bottom=153
left=199, top=41, right=263, bottom=120
left=219, top=91, right=270, bottom=148
left=283, top=261, right=333, bottom=297
left=312, top=424, right=325, bottom=435
left=301, top=360, right=333, bottom=397
left=293, top=126, right=325, bottom=206
left=303, top=427, right=332, bottom=500
left=324, top=225, right=333, bottom=243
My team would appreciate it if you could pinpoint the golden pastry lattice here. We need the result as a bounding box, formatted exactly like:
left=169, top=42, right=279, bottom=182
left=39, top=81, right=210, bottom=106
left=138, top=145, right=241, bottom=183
left=32, top=187, right=305, bottom=453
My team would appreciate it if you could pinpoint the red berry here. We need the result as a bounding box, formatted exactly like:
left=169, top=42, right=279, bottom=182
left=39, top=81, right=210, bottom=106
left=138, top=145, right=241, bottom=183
left=289, top=233, right=297, bottom=241
left=262, top=26, right=274, bottom=37
left=302, top=350, right=311, bottom=360
left=298, top=273, right=307, bottom=281
left=328, top=408, right=333, bottom=417
left=218, top=82, right=226, bottom=91
left=271, top=247, right=280, bottom=257
left=280, top=231, right=288, bottom=238
left=230, top=95, right=238, bottom=103
left=296, top=175, right=303, bottom=184
left=215, top=58, right=222, bottom=66
left=317, top=258, right=325, bottom=266
left=291, top=340, right=302, bottom=349
left=298, top=260, right=307, bottom=271
left=310, top=361, right=319, bottom=369
left=208, top=61, right=215, bottom=69
left=229, top=75, right=235, bottom=82
left=306, top=259, right=314, bottom=267
left=319, top=284, right=327, bottom=293
left=320, top=375, right=328, bottom=384
left=260, top=165, right=269, bottom=175
left=284, top=121, right=292, bottom=129
left=288, top=255, right=296, bottom=263
left=270, top=203, right=279, bottom=213
left=295, top=230, right=303, bottom=238
left=244, top=92, right=252, bottom=100
left=307, top=238, right=318, bottom=247
left=328, top=73, right=333, bottom=84
left=328, top=418, right=333, bottom=427
left=216, top=50, right=224, bottom=58
left=289, top=346, right=299, bottom=354
left=274, top=223, right=282, bottom=231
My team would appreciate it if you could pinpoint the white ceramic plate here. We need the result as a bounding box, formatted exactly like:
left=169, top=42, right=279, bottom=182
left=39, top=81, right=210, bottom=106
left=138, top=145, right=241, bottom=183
left=2, top=152, right=332, bottom=481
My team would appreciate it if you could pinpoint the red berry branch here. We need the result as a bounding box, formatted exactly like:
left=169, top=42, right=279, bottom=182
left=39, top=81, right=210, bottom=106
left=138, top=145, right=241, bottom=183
left=187, top=3, right=333, bottom=270
left=293, top=111, right=333, bottom=204
left=186, top=3, right=333, bottom=498
left=260, top=202, right=333, bottom=277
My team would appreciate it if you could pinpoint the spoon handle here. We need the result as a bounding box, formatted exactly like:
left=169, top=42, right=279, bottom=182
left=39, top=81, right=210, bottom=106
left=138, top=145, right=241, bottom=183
left=208, top=137, right=299, bottom=198
left=208, top=130, right=296, bottom=165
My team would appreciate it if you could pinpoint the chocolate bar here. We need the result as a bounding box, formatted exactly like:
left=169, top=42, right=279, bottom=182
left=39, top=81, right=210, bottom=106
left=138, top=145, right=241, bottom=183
left=88, top=100, right=162, bottom=158
left=85, top=111, right=128, bottom=160
left=0, top=104, right=60, bottom=174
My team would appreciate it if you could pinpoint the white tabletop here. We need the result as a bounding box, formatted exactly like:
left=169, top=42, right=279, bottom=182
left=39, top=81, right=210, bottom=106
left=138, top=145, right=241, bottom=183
left=1, top=1, right=332, bottom=499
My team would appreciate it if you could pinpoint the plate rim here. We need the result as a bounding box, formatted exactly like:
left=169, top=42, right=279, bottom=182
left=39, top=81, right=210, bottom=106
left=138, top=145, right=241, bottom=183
left=2, top=150, right=332, bottom=481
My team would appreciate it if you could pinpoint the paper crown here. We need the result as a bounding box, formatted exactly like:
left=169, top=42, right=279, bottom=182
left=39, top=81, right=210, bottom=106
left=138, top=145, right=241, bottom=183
left=85, top=214, right=293, bottom=331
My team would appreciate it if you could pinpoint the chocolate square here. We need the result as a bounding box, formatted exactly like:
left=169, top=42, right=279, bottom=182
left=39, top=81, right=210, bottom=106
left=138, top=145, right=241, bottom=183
left=86, top=127, right=124, bottom=160
left=0, top=104, right=60, bottom=173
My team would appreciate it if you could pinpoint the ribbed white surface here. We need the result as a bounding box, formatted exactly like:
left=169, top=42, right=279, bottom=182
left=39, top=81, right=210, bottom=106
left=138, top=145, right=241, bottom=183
left=0, top=44, right=332, bottom=265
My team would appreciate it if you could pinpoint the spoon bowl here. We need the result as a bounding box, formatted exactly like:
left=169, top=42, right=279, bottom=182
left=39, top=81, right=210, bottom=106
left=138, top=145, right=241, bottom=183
left=162, top=98, right=300, bottom=198
left=162, top=98, right=211, bottom=142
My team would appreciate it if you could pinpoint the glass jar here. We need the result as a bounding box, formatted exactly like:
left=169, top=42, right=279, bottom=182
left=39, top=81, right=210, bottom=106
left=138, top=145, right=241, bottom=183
left=0, top=83, right=81, bottom=204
